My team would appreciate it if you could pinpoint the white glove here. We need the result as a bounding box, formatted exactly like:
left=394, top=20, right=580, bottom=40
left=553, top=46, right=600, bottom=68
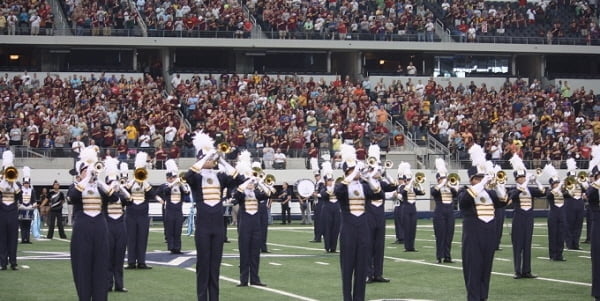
left=435, top=178, right=447, bottom=190
left=495, top=183, right=507, bottom=200
left=219, top=156, right=236, bottom=176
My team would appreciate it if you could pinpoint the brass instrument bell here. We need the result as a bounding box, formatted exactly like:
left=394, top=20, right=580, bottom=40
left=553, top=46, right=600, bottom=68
left=3, top=166, right=18, bottom=182
left=218, top=142, right=231, bottom=154
left=496, top=171, right=506, bottom=184
left=366, top=156, right=378, bottom=168
left=264, top=174, right=276, bottom=186
left=577, top=171, right=588, bottom=183
left=415, top=172, right=425, bottom=184
left=383, top=160, right=394, bottom=169
left=134, top=168, right=148, bottom=182
left=448, top=173, right=460, bottom=186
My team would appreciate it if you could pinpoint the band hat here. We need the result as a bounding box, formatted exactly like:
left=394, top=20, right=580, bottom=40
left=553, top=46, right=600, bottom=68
left=165, top=159, right=178, bottom=178
left=434, top=158, right=448, bottom=179
left=22, top=166, right=31, bottom=184
left=193, top=131, right=216, bottom=160
left=588, top=145, right=600, bottom=176
left=509, top=153, right=527, bottom=179
left=340, top=144, right=357, bottom=173
left=566, top=158, right=577, bottom=177
left=468, top=144, right=486, bottom=179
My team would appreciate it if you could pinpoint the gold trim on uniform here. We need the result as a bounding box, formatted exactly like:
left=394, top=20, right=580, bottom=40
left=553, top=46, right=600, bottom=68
left=131, top=192, right=145, bottom=205
left=407, top=192, right=417, bottom=204
left=553, top=195, right=564, bottom=207
left=82, top=198, right=102, bottom=216
left=203, top=186, right=221, bottom=206
left=475, top=203, right=495, bottom=218
left=371, top=199, right=383, bottom=207
left=521, top=198, right=532, bottom=210
left=349, top=198, right=365, bottom=216
left=441, top=192, right=453, bottom=204
left=245, top=199, right=258, bottom=215
left=2, top=192, right=15, bottom=205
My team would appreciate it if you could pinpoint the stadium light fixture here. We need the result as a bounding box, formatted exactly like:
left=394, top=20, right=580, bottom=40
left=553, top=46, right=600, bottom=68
left=379, top=59, right=385, bottom=65
left=9, top=54, right=19, bottom=61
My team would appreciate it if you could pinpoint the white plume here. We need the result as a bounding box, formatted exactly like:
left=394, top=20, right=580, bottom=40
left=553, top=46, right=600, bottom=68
left=543, top=163, right=558, bottom=178
left=79, top=147, right=98, bottom=166
left=397, top=161, right=411, bottom=178
left=105, top=157, right=120, bottom=180
left=588, top=145, right=600, bottom=172
left=483, top=161, right=495, bottom=175
left=340, top=144, right=357, bottom=163
left=134, top=152, right=148, bottom=169
left=321, top=161, right=333, bottom=178
left=236, top=150, right=253, bottom=177
left=566, top=158, right=577, bottom=173
left=368, top=144, right=381, bottom=162
left=1, top=150, right=14, bottom=168
left=468, top=144, right=486, bottom=168
left=434, top=158, right=447, bottom=175
left=119, top=162, right=129, bottom=176
left=22, top=166, right=31, bottom=179
left=509, top=154, right=527, bottom=172
left=192, top=132, right=215, bottom=155
left=165, top=159, right=178, bottom=174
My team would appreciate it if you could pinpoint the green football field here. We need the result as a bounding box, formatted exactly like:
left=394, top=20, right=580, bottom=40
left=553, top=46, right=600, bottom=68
left=0, top=217, right=593, bottom=301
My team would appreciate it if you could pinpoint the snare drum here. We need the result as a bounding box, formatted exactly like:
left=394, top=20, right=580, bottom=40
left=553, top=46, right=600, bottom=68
left=18, top=209, right=34, bottom=220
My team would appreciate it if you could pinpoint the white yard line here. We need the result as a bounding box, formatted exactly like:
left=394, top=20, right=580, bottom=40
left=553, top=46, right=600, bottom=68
left=183, top=268, right=319, bottom=301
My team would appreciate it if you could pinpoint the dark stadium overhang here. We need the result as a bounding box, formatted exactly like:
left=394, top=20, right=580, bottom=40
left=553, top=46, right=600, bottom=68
left=2, top=36, right=600, bottom=55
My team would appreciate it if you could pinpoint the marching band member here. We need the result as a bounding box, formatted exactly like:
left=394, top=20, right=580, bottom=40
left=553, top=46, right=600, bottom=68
left=18, top=166, right=36, bottom=244
left=310, top=171, right=324, bottom=243
left=508, top=153, right=546, bottom=279
left=392, top=176, right=404, bottom=245
left=123, top=151, right=155, bottom=270
left=0, top=150, right=22, bottom=270
left=396, top=161, right=425, bottom=252
left=431, top=158, right=458, bottom=264
left=233, top=154, right=271, bottom=287
left=252, top=162, right=274, bottom=253
left=458, top=144, right=507, bottom=301
left=68, top=147, right=119, bottom=300
left=156, top=159, right=190, bottom=254
left=564, top=158, right=586, bottom=250
left=584, top=146, right=600, bottom=301
left=184, top=132, right=243, bottom=301
left=318, top=160, right=340, bottom=253
left=365, top=144, right=397, bottom=283
left=105, top=160, right=131, bottom=293
left=544, top=163, right=567, bottom=262
left=334, top=144, right=378, bottom=301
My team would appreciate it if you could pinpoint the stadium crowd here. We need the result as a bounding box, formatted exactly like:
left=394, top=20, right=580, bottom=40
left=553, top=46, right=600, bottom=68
left=0, top=70, right=598, bottom=172
left=0, top=0, right=54, bottom=35
left=59, top=0, right=139, bottom=36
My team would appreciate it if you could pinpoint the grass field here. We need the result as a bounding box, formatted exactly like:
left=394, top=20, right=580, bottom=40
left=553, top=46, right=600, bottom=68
left=0, top=217, right=594, bottom=301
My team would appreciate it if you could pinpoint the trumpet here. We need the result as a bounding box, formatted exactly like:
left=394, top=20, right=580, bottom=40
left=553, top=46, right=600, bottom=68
left=496, top=171, right=506, bottom=184
left=448, top=173, right=460, bottom=186
left=367, top=156, right=378, bottom=168
left=577, top=171, right=588, bottom=183
left=415, top=172, right=425, bottom=184
left=178, top=171, right=187, bottom=183
left=383, top=160, right=394, bottom=169
left=94, top=161, right=105, bottom=173
left=264, top=174, right=276, bottom=186
left=3, top=166, right=18, bottom=182
left=134, top=168, right=148, bottom=182
left=217, top=142, right=231, bottom=154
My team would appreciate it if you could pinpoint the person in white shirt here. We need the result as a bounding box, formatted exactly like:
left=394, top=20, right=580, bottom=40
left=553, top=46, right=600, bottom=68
left=71, top=136, right=85, bottom=157
left=164, top=121, right=177, bottom=147
left=273, top=149, right=287, bottom=169
left=171, top=73, right=182, bottom=89
left=30, top=13, right=41, bottom=35
left=138, top=131, right=151, bottom=148
left=406, top=62, right=417, bottom=75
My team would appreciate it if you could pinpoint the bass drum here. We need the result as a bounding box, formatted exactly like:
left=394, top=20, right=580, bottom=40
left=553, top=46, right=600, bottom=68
left=294, top=178, right=315, bottom=198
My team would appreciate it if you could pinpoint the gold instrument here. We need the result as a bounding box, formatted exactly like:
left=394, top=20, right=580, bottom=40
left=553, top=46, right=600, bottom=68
left=536, top=168, right=543, bottom=176
left=134, top=168, right=148, bottom=182
left=94, top=161, right=105, bottom=173
left=496, top=171, right=506, bottom=184
left=578, top=171, right=588, bottom=183
left=448, top=173, right=460, bottom=186
left=264, top=174, right=276, bottom=186
left=335, top=177, right=344, bottom=183
left=384, top=160, right=394, bottom=169
left=367, top=156, right=378, bottom=168
left=179, top=171, right=187, bottom=183
left=415, top=172, right=425, bottom=184
left=565, top=176, right=578, bottom=190
left=252, top=167, right=263, bottom=178
left=3, top=166, right=18, bottom=182
left=217, top=142, right=231, bottom=154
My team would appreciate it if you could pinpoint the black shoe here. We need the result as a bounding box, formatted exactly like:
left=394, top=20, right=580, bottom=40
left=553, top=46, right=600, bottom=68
left=224, top=240, right=231, bottom=243
left=309, top=240, right=321, bottom=243
left=137, top=264, right=152, bottom=269
left=60, top=236, right=67, bottom=239
left=373, top=276, right=390, bottom=283
left=443, top=258, right=454, bottom=263
left=496, top=248, right=503, bottom=251
left=170, top=249, right=183, bottom=254
left=393, top=239, right=403, bottom=244
left=261, top=250, right=271, bottom=253
left=115, top=288, right=128, bottom=292
left=583, top=240, right=590, bottom=244
left=404, top=249, right=417, bottom=252
left=554, top=257, right=566, bottom=261
left=513, top=273, right=523, bottom=279
left=46, top=236, right=52, bottom=239
left=522, top=273, right=537, bottom=279
left=124, top=264, right=136, bottom=269
left=251, top=282, right=267, bottom=287
left=366, top=277, right=373, bottom=283
left=10, top=265, right=18, bottom=271
left=0, top=266, right=6, bottom=270
left=280, top=222, right=286, bottom=225
left=237, top=283, right=248, bottom=287
left=437, top=259, right=442, bottom=264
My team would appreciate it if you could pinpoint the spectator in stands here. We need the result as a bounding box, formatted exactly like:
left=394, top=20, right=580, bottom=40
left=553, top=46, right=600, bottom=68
left=407, top=62, right=417, bottom=75
left=273, top=148, right=286, bottom=169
